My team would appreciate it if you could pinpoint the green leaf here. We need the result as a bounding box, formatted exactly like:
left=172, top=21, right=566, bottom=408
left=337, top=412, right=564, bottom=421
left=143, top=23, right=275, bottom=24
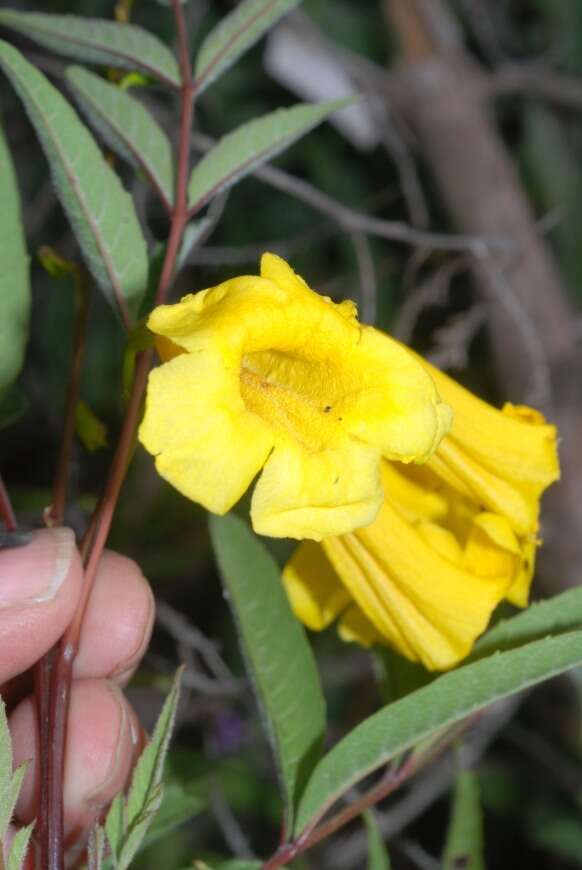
left=294, top=630, right=582, bottom=835
left=364, top=811, right=391, bottom=870
left=66, top=66, right=174, bottom=208
left=104, top=793, right=125, bottom=862
left=442, top=770, right=485, bottom=870
left=126, top=668, right=183, bottom=829
left=139, top=780, right=208, bottom=852
left=202, top=863, right=263, bottom=870
left=75, top=400, right=108, bottom=453
left=0, top=385, right=27, bottom=431
left=0, top=11, right=179, bottom=87
left=529, top=809, right=582, bottom=864
left=6, top=823, right=34, bottom=870
left=103, top=668, right=183, bottom=868
left=0, top=696, right=12, bottom=839
left=209, top=513, right=325, bottom=833
left=0, top=119, right=30, bottom=403
left=0, top=697, right=29, bottom=845
left=473, top=586, right=582, bottom=659
left=195, top=862, right=264, bottom=870
left=193, top=0, right=301, bottom=96
left=188, top=100, right=350, bottom=212
left=116, top=786, right=164, bottom=870
left=0, top=766, right=26, bottom=842
left=0, top=699, right=31, bottom=870
left=0, top=41, right=148, bottom=326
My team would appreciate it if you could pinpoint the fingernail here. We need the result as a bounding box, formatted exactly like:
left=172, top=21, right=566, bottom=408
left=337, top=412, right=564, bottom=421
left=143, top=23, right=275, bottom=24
left=84, top=685, right=129, bottom=808
left=0, top=527, right=75, bottom=609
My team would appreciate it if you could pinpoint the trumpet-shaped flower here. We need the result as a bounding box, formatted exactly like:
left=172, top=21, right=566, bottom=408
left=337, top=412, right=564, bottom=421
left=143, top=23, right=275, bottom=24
left=139, top=254, right=451, bottom=540
left=283, top=374, right=559, bottom=670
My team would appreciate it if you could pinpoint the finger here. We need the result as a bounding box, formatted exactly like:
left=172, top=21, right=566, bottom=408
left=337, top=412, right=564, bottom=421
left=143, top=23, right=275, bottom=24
left=74, top=552, right=155, bottom=685
left=0, top=528, right=82, bottom=685
left=9, top=678, right=143, bottom=844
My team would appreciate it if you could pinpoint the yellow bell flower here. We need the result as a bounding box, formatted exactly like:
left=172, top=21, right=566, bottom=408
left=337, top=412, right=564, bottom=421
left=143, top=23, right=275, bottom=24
left=283, top=374, right=559, bottom=671
left=138, top=254, right=452, bottom=540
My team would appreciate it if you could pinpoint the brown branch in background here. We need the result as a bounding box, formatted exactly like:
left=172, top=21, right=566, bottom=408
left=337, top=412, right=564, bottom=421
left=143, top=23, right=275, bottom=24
left=325, top=695, right=522, bottom=869
left=382, top=0, right=582, bottom=589
left=486, top=65, right=582, bottom=112
left=189, top=131, right=513, bottom=254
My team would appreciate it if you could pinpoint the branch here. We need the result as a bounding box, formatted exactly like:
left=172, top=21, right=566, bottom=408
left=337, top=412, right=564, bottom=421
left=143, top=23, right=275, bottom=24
left=38, top=3, right=196, bottom=865
left=189, top=131, right=513, bottom=253
left=487, top=65, right=582, bottom=111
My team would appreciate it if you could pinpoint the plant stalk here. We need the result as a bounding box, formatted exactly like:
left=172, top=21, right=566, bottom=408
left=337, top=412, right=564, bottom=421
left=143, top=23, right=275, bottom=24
left=38, top=1, right=195, bottom=865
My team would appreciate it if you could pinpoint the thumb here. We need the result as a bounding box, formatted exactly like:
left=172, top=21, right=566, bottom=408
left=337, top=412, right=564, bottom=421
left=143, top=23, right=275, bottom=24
left=0, top=528, right=82, bottom=685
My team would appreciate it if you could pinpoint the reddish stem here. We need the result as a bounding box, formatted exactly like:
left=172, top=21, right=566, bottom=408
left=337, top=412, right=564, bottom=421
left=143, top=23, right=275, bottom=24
left=48, top=271, right=91, bottom=528
left=0, top=474, right=17, bottom=533
left=155, top=0, right=194, bottom=307
left=36, top=268, right=90, bottom=869
left=261, top=715, right=481, bottom=869
left=38, top=3, right=195, bottom=866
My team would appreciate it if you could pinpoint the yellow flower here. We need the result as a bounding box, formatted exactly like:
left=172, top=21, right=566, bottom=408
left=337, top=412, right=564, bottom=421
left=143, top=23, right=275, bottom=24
left=138, top=254, right=451, bottom=540
left=283, top=371, right=559, bottom=670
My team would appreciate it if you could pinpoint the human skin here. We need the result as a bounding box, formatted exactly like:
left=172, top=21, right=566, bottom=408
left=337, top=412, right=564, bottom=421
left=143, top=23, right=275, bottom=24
left=0, top=527, right=155, bottom=860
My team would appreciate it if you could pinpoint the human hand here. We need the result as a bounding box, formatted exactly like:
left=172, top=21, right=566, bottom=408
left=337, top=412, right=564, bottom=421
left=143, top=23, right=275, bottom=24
left=1, top=527, right=154, bottom=858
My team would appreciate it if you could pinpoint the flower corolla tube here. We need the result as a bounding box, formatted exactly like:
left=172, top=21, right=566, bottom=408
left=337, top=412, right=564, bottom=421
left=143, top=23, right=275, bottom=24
left=139, top=254, right=452, bottom=540
left=283, top=363, right=560, bottom=670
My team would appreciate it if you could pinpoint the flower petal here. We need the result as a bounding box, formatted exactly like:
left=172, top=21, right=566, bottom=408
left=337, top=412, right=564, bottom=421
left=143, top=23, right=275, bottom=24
left=339, top=328, right=453, bottom=463
left=139, top=352, right=273, bottom=513
left=435, top=438, right=540, bottom=535
left=338, top=606, right=380, bottom=647
left=282, top=541, right=351, bottom=630
left=323, top=501, right=514, bottom=670
left=423, top=362, right=559, bottom=496
left=251, top=440, right=383, bottom=540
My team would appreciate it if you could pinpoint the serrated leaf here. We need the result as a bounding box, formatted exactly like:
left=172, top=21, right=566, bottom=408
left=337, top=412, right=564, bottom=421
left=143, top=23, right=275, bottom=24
left=66, top=66, right=174, bottom=208
left=188, top=100, right=350, bottom=212
left=0, top=11, right=179, bottom=87
left=442, top=770, right=485, bottom=870
left=6, top=822, right=34, bottom=870
left=364, top=811, right=391, bottom=870
left=116, top=785, right=164, bottom=870
left=294, top=630, right=582, bottom=835
left=473, top=586, right=582, bottom=659
left=194, top=0, right=301, bottom=96
left=0, top=766, right=26, bottom=841
left=104, top=792, right=125, bottom=862
left=0, top=41, right=149, bottom=326
left=0, top=120, right=30, bottom=403
left=125, top=667, right=183, bottom=828
left=139, top=781, right=207, bottom=852
left=209, top=513, right=325, bottom=833
left=0, top=697, right=13, bottom=839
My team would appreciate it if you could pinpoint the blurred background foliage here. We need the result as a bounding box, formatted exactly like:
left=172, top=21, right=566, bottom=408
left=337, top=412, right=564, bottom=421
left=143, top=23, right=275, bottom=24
left=2, top=0, right=582, bottom=867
